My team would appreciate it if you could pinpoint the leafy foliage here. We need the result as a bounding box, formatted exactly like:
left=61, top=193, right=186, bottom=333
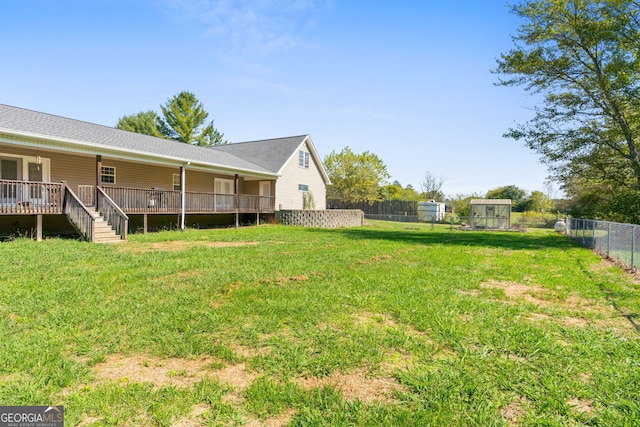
left=380, top=181, right=423, bottom=201
left=323, top=147, right=391, bottom=203
left=116, top=91, right=227, bottom=146
left=495, top=0, right=640, bottom=221
left=115, top=111, right=165, bottom=139
left=485, top=185, right=528, bottom=211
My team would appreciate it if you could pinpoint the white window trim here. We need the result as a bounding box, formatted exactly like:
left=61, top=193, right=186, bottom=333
left=101, top=166, right=116, bottom=185
left=299, top=150, right=310, bottom=168
left=214, top=177, right=235, bottom=194
left=0, top=152, right=51, bottom=182
left=173, top=174, right=181, bottom=191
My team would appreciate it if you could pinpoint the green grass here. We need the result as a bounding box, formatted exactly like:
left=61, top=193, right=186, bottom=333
left=1, top=221, right=639, bottom=426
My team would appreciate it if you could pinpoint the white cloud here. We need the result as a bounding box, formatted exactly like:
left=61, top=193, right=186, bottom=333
left=156, top=0, right=329, bottom=57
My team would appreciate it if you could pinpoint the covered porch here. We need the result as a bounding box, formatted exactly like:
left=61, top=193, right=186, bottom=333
left=0, top=179, right=276, bottom=241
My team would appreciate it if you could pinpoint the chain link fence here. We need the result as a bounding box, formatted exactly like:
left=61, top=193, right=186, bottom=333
left=567, top=218, right=640, bottom=270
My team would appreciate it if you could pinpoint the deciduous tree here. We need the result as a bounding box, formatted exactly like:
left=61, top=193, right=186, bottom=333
left=495, top=0, right=640, bottom=220
left=420, top=171, right=446, bottom=201
left=323, top=147, right=391, bottom=203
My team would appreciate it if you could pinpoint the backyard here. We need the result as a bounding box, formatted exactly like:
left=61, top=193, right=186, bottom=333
left=0, top=221, right=639, bottom=426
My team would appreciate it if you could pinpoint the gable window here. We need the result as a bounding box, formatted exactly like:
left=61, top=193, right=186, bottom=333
left=298, top=150, right=310, bottom=168
left=298, top=184, right=309, bottom=192
left=101, top=166, right=116, bottom=184
left=173, top=174, right=181, bottom=191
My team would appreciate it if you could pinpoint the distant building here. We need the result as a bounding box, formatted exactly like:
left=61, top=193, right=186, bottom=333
left=418, top=200, right=446, bottom=222
left=469, top=199, right=511, bottom=230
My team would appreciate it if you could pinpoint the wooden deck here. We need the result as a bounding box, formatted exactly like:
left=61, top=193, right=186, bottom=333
left=0, top=181, right=275, bottom=215
left=0, top=180, right=64, bottom=214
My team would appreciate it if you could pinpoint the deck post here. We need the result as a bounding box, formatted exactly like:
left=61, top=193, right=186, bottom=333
left=36, top=214, right=43, bottom=242
left=95, top=155, right=102, bottom=210
left=257, top=212, right=260, bottom=226
left=235, top=174, right=239, bottom=230
left=180, top=165, right=186, bottom=231
left=143, top=213, right=148, bottom=234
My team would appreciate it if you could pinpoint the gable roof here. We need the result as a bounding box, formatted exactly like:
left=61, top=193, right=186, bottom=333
left=0, top=104, right=276, bottom=178
left=210, top=135, right=331, bottom=184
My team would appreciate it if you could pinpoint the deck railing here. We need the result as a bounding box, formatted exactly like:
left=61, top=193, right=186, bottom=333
left=102, top=186, right=275, bottom=214
left=97, top=187, right=129, bottom=240
left=0, top=180, right=64, bottom=214
left=63, top=184, right=95, bottom=242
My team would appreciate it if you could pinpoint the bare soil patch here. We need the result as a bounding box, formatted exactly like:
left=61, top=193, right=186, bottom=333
left=92, top=354, right=257, bottom=390
left=172, top=404, right=209, bottom=427
left=294, top=369, right=401, bottom=404
left=120, top=241, right=260, bottom=253
left=481, top=280, right=554, bottom=307
left=501, top=396, right=530, bottom=425
left=568, top=397, right=596, bottom=415
left=483, top=280, right=634, bottom=333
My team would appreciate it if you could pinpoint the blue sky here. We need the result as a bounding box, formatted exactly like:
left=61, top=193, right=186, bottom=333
left=0, top=0, right=553, bottom=197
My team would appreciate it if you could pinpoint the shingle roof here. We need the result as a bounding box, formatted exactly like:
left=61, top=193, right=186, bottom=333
left=0, top=104, right=275, bottom=176
left=209, top=135, right=308, bottom=173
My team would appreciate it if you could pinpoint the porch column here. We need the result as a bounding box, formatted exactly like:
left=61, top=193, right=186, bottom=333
left=180, top=165, right=186, bottom=231
left=95, top=155, right=102, bottom=209
left=234, top=174, right=239, bottom=229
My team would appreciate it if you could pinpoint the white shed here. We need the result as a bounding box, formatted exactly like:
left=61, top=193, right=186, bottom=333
left=418, top=200, right=446, bottom=222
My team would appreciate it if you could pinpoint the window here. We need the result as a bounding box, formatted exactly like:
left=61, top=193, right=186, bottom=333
left=101, top=166, right=116, bottom=184
left=214, top=178, right=234, bottom=194
left=298, top=150, right=310, bottom=168
left=173, top=174, right=181, bottom=191
left=298, top=184, right=309, bottom=192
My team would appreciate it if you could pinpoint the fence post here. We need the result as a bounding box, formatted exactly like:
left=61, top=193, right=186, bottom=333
left=633, top=225, right=636, bottom=269
left=607, top=222, right=611, bottom=258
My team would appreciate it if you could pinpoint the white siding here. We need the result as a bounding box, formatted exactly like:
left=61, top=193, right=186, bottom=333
left=275, top=141, right=327, bottom=210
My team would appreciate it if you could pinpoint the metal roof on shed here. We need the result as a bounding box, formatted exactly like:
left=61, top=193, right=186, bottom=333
left=470, top=199, right=512, bottom=205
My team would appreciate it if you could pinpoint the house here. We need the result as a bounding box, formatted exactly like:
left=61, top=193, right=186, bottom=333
left=0, top=104, right=328, bottom=242
left=469, top=199, right=511, bottom=230
left=209, top=135, right=331, bottom=210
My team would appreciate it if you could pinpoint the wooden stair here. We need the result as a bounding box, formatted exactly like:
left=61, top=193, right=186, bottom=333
left=89, top=208, right=125, bottom=244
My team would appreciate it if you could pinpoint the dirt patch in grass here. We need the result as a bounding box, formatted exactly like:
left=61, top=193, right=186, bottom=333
left=172, top=404, right=209, bottom=427
left=481, top=280, right=554, bottom=307
left=501, top=396, right=530, bottom=425
left=351, top=311, right=398, bottom=328
left=120, top=241, right=260, bottom=253
left=480, top=280, right=635, bottom=332
left=295, top=369, right=401, bottom=404
left=92, top=355, right=257, bottom=391
left=568, top=397, right=596, bottom=415
left=356, top=254, right=393, bottom=265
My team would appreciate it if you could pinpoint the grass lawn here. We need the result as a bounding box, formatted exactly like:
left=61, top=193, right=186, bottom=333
left=1, top=220, right=639, bottom=426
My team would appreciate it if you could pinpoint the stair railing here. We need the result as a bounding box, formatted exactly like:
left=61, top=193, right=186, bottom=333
left=96, top=187, right=129, bottom=240
left=62, top=183, right=95, bottom=242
